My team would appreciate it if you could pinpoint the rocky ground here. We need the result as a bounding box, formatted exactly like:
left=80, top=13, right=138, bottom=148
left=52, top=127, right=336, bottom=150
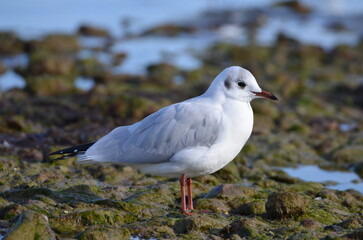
left=0, top=9, right=363, bottom=239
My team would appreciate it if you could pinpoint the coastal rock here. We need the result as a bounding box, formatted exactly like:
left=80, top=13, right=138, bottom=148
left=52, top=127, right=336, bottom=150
left=265, top=191, right=307, bottom=219
left=4, top=210, right=56, bottom=240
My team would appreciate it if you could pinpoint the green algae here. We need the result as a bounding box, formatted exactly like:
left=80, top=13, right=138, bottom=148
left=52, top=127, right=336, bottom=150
left=4, top=210, right=56, bottom=240
left=50, top=208, right=136, bottom=236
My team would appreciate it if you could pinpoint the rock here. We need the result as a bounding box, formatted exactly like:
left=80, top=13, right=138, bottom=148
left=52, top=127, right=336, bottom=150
left=344, top=229, right=363, bottom=240
left=4, top=210, right=56, bottom=240
left=0, top=32, right=24, bottom=55
left=273, top=0, right=312, bottom=14
left=26, top=75, right=74, bottom=96
left=196, top=198, right=230, bottom=214
left=57, top=184, right=103, bottom=203
left=112, top=52, right=127, bottom=66
left=0, top=185, right=103, bottom=205
left=142, top=24, right=196, bottom=37
left=265, top=191, right=307, bottom=219
left=0, top=61, right=7, bottom=74
left=173, top=214, right=228, bottom=234
left=5, top=116, right=27, bottom=132
left=212, top=162, right=241, bottom=183
left=26, top=34, right=79, bottom=54
left=0, top=197, right=8, bottom=207
left=78, top=226, right=130, bottom=240
left=353, top=162, right=363, bottom=178
left=126, top=183, right=176, bottom=207
left=0, top=188, right=56, bottom=204
left=205, top=184, right=256, bottom=200
left=300, top=218, right=322, bottom=229
left=128, top=218, right=177, bottom=239
left=234, top=201, right=266, bottom=215
left=221, top=218, right=267, bottom=238
left=146, top=63, right=179, bottom=87
left=77, top=58, right=108, bottom=79
left=331, top=145, right=363, bottom=164
left=0, top=204, right=24, bottom=220
left=28, top=53, right=75, bottom=75
left=78, top=25, right=110, bottom=37
left=317, top=189, right=340, bottom=201
left=50, top=208, right=136, bottom=235
left=338, top=218, right=362, bottom=229
left=339, top=191, right=362, bottom=208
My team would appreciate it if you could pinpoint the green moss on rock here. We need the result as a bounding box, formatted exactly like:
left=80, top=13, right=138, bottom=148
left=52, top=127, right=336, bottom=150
left=50, top=208, right=136, bottom=236
left=196, top=198, right=230, bottom=214
left=205, top=184, right=256, bottom=200
left=4, top=210, right=56, bottom=240
left=265, top=191, right=307, bottom=219
left=221, top=218, right=268, bottom=238
left=332, top=145, right=363, bottom=164
left=78, top=226, right=130, bottom=240
left=234, top=201, right=266, bottom=215
left=173, top=214, right=228, bottom=234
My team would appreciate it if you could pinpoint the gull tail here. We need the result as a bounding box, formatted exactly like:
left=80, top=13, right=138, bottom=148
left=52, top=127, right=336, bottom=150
left=49, top=142, right=95, bottom=161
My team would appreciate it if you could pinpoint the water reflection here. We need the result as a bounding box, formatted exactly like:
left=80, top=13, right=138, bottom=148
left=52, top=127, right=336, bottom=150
left=283, top=165, right=363, bottom=193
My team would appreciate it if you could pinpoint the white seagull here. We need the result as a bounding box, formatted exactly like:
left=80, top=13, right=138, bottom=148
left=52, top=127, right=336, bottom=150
left=51, top=66, right=278, bottom=215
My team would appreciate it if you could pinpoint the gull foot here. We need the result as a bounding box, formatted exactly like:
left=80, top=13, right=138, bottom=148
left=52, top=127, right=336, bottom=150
left=181, top=209, right=212, bottom=215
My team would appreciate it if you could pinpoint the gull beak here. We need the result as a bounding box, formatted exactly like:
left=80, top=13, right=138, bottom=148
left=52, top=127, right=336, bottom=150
left=252, top=90, right=278, bottom=101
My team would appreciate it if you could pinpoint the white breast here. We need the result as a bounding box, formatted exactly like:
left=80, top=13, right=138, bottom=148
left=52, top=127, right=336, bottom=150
left=203, top=101, right=253, bottom=173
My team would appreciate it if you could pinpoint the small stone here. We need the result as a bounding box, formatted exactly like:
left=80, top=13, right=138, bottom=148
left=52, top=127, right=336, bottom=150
left=300, top=218, right=322, bottom=229
left=78, top=25, right=110, bottom=37
left=265, top=191, right=307, bottom=219
left=221, top=218, right=266, bottom=238
left=234, top=201, right=266, bottom=215
left=205, top=184, right=256, bottom=200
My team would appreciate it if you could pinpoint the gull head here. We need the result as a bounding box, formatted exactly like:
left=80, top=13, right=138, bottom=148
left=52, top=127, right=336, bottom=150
left=207, top=66, right=278, bottom=102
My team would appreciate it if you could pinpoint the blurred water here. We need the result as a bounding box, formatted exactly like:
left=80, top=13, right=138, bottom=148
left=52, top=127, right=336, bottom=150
left=74, top=76, right=95, bottom=91
left=0, top=0, right=272, bottom=38
left=0, top=1, right=362, bottom=83
left=111, top=36, right=206, bottom=74
left=0, top=0, right=361, bottom=40
left=283, top=165, right=363, bottom=193
left=0, top=70, right=26, bottom=91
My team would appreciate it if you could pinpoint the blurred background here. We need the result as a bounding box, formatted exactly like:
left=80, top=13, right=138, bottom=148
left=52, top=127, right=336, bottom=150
left=0, top=0, right=362, bottom=198
left=0, top=1, right=363, bottom=238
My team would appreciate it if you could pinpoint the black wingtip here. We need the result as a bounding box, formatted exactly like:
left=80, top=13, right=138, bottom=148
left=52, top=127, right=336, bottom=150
left=50, top=142, right=95, bottom=156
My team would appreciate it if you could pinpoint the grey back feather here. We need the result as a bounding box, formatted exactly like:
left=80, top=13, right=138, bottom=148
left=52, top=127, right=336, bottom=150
left=82, top=100, right=222, bottom=164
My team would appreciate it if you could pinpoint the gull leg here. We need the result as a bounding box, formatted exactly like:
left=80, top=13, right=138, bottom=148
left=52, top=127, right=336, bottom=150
left=180, top=174, right=187, bottom=213
left=187, top=178, right=194, bottom=210
left=180, top=174, right=194, bottom=215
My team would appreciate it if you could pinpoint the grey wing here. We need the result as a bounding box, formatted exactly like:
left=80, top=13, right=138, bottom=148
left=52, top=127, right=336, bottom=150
left=80, top=101, right=222, bottom=164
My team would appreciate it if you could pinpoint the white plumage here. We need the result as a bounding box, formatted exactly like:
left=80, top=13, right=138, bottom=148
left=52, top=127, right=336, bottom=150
left=77, top=66, right=275, bottom=178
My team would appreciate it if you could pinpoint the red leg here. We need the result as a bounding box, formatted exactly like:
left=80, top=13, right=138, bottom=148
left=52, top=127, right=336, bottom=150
left=180, top=174, right=194, bottom=215
left=187, top=178, right=194, bottom=210
left=180, top=174, right=187, bottom=213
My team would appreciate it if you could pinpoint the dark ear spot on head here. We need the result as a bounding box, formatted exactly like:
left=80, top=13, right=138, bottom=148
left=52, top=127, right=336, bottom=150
left=224, top=80, right=231, bottom=89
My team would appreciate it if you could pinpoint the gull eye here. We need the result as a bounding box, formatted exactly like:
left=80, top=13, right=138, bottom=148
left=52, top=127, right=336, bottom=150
left=238, top=82, right=246, bottom=88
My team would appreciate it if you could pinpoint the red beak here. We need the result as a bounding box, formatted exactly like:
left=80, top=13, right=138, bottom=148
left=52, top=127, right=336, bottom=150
left=252, top=90, right=278, bottom=101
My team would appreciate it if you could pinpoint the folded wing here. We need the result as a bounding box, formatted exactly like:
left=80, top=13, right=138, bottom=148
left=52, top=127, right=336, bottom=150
left=78, top=101, right=222, bottom=164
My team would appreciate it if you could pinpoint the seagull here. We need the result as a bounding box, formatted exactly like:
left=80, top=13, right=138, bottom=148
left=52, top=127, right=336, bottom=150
left=50, top=66, right=278, bottom=215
